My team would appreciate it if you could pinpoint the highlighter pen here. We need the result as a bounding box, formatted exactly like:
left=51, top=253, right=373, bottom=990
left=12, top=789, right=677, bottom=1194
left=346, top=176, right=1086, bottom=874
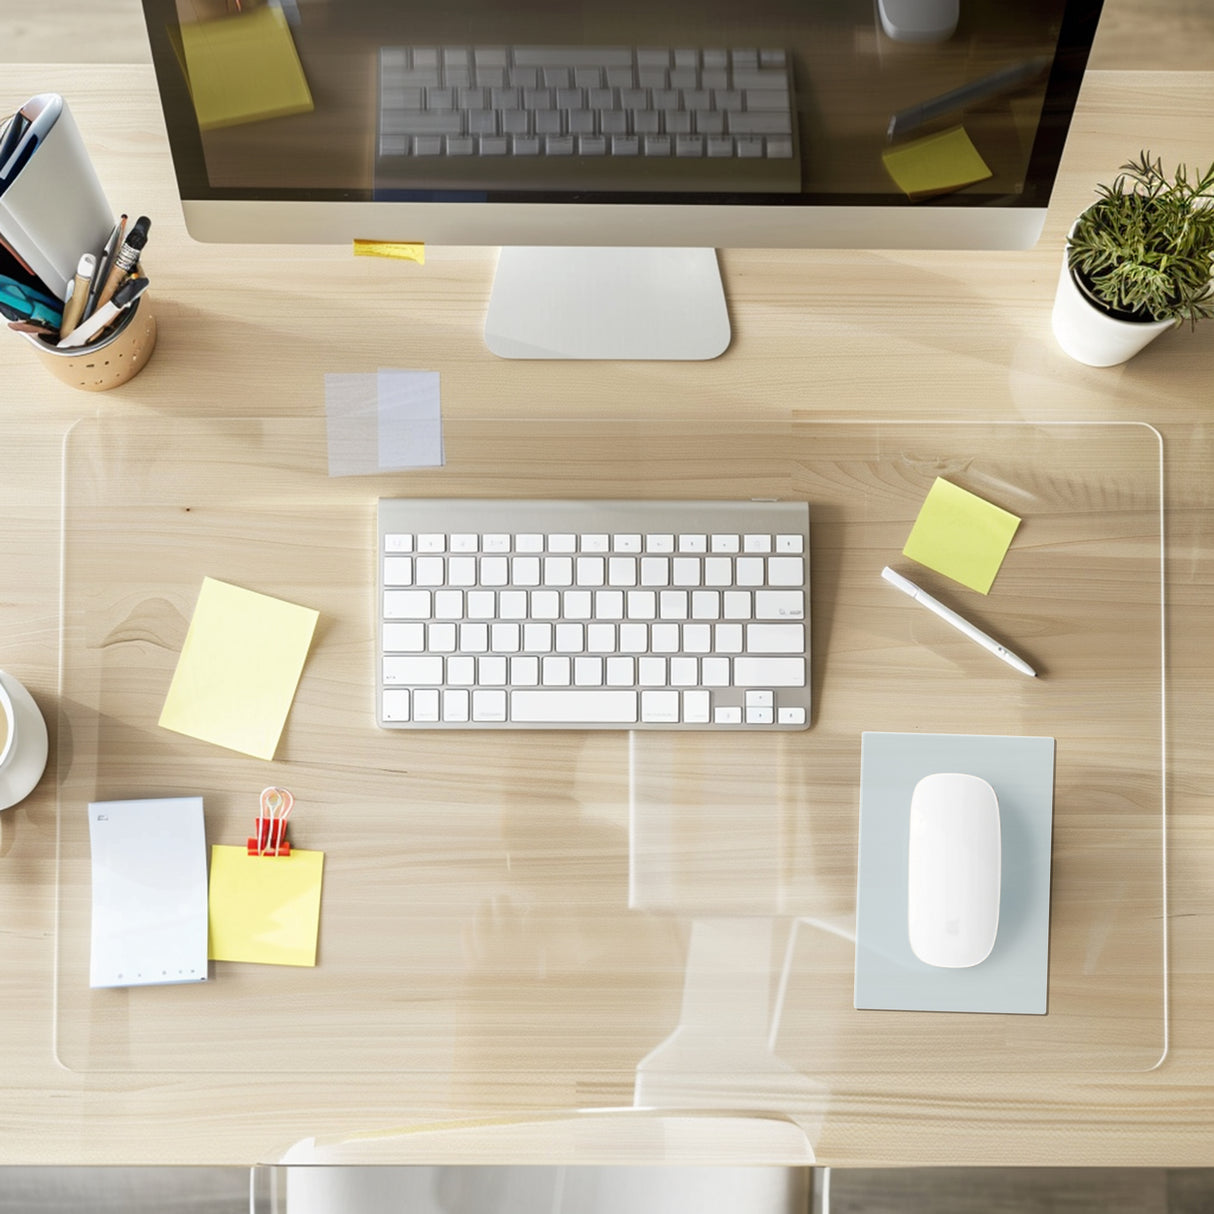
left=881, top=566, right=1036, bottom=677
left=886, top=56, right=1049, bottom=140
left=95, top=215, right=150, bottom=311
left=58, top=252, right=96, bottom=336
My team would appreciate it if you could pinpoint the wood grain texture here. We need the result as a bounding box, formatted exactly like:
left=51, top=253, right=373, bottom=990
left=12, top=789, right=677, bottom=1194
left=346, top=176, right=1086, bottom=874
left=1, top=4, right=1213, bottom=1173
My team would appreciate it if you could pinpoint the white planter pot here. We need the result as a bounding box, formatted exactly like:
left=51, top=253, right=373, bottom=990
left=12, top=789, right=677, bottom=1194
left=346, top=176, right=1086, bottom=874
left=1050, top=239, right=1173, bottom=367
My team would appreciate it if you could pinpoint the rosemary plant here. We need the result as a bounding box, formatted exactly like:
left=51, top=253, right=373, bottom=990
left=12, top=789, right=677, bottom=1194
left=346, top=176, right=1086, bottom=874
left=1066, top=151, right=1214, bottom=327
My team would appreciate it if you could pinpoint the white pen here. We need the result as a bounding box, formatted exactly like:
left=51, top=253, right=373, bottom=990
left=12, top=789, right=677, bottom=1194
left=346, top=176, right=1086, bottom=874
left=56, top=274, right=148, bottom=349
left=881, top=566, right=1036, bottom=677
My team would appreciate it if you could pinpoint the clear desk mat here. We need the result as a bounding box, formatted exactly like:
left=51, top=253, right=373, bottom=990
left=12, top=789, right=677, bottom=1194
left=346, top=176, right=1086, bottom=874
left=56, top=417, right=1166, bottom=1077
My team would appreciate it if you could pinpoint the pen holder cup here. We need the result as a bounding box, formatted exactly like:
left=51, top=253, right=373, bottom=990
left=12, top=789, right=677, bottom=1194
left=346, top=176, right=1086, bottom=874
left=23, top=294, right=157, bottom=391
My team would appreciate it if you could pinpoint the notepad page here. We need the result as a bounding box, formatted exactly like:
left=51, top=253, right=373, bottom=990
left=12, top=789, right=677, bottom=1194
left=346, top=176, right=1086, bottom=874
left=88, top=796, right=209, bottom=988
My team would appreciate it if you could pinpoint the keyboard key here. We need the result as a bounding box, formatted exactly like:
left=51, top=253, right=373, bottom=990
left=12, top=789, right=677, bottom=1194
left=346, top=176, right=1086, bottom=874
left=735, top=656, right=806, bottom=686
left=543, top=655, right=572, bottom=685
left=746, top=623, right=805, bottom=652
left=641, top=689, right=680, bottom=722
left=672, top=557, right=701, bottom=586
left=640, top=557, right=670, bottom=586
left=472, top=690, right=508, bottom=721
left=385, top=589, right=431, bottom=619
left=767, top=556, right=805, bottom=586
left=756, top=590, right=805, bottom=619
left=511, top=655, right=540, bottom=685
left=512, top=689, right=638, bottom=723
left=574, top=656, right=604, bottom=685
left=736, top=557, right=765, bottom=586
left=716, top=623, right=744, bottom=652
left=383, top=622, right=425, bottom=651
left=383, top=556, right=413, bottom=585
left=480, top=655, right=508, bottom=685
left=609, top=556, right=638, bottom=586
left=447, top=656, right=476, bottom=685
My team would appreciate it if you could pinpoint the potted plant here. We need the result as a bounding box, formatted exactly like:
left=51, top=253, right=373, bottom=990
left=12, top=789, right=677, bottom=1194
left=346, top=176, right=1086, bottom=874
left=1051, top=151, right=1214, bottom=366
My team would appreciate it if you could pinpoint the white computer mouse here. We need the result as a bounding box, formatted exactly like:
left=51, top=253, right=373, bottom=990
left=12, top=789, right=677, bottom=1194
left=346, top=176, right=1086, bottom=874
left=907, top=772, right=1000, bottom=968
left=877, top=0, right=960, bottom=43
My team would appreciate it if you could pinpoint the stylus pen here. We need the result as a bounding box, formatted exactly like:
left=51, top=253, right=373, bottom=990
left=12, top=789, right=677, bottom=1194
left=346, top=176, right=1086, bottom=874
left=886, top=56, right=1049, bottom=140
left=881, top=566, right=1036, bottom=677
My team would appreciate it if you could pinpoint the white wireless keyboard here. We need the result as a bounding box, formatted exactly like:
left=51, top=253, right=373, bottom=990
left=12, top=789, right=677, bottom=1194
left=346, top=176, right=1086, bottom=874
left=377, top=499, right=811, bottom=731
left=376, top=45, right=800, bottom=194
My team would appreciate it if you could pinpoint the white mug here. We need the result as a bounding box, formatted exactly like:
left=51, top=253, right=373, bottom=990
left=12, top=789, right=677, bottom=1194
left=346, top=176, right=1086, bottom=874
left=0, top=670, right=49, bottom=812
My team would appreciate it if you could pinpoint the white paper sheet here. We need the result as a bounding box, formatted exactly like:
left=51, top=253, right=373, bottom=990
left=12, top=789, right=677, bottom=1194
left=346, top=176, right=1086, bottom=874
left=88, top=796, right=209, bottom=988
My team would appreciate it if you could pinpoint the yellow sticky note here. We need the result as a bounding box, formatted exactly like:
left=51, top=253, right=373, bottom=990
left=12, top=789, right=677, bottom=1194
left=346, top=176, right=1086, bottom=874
left=159, top=578, right=319, bottom=760
left=903, top=477, right=1021, bottom=594
left=882, top=126, right=992, bottom=200
left=208, top=845, right=324, bottom=966
left=353, top=240, right=425, bottom=264
left=180, top=6, right=314, bottom=131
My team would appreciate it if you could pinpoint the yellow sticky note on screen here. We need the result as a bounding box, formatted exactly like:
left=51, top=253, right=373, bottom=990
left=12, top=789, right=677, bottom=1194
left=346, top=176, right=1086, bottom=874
left=882, top=126, right=992, bottom=200
left=903, top=477, right=1021, bottom=594
left=179, top=6, right=313, bottom=130
left=159, top=578, right=319, bottom=760
left=353, top=240, right=425, bottom=264
left=208, top=845, right=324, bottom=966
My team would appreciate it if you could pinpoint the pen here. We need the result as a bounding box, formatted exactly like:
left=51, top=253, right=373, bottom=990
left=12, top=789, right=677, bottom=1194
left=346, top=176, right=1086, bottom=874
left=95, top=215, right=149, bottom=311
left=82, top=215, right=125, bottom=321
left=886, top=56, right=1049, bottom=140
left=58, top=252, right=96, bottom=337
left=57, top=273, right=148, bottom=349
left=881, top=565, right=1036, bottom=677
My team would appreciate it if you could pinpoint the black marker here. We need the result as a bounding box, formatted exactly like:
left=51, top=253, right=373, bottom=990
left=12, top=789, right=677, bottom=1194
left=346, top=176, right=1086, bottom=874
left=96, top=215, right=151, bottom=311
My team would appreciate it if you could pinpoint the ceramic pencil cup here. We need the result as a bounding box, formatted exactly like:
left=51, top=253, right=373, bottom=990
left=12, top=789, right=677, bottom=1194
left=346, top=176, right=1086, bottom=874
left=23, top=293, right=157, bottom=391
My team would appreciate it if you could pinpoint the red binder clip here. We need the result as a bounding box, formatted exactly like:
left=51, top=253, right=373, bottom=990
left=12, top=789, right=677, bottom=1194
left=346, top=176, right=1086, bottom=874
left=248, top=786, right=293, bottom=856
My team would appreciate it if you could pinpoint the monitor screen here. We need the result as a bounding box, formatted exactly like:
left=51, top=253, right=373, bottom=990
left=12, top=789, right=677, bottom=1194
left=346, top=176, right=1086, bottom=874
left=139, top=0, right=1104, bottom=356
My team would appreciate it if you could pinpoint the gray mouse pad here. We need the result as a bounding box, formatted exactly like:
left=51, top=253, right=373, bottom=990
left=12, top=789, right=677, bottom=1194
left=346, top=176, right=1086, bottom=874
left=854, top=731, right=1055, bottom=1014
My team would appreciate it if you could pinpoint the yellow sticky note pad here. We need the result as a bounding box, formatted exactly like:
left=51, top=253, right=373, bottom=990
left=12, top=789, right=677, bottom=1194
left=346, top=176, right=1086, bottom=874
left=208, top=845, right=324, bottom=967
left=159, top=578, right=319, bottom=760
left=353, top=240, right=425, bottom=264
left=180, top=6, right=314, bottom=131
left=882, top=126, right=992, bottom=200
left=903, top=478, right=1021, bottom=594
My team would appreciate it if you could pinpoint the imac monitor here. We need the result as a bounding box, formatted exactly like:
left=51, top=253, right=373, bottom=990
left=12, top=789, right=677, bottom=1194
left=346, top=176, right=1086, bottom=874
left=140, top=0, right=1104, bottom=359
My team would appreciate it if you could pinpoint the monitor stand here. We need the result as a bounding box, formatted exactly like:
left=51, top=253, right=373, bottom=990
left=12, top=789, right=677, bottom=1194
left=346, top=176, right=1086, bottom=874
left=484, top=246, right=731, bottom=360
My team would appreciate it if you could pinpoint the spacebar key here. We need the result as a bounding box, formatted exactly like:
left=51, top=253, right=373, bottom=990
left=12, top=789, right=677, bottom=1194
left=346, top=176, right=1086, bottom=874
left=511, top=689, right=638, bottom=724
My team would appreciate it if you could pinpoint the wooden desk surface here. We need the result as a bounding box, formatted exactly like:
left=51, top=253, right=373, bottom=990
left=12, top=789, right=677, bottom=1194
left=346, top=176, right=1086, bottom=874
left=1, top=59, right=1213, bottom=1167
